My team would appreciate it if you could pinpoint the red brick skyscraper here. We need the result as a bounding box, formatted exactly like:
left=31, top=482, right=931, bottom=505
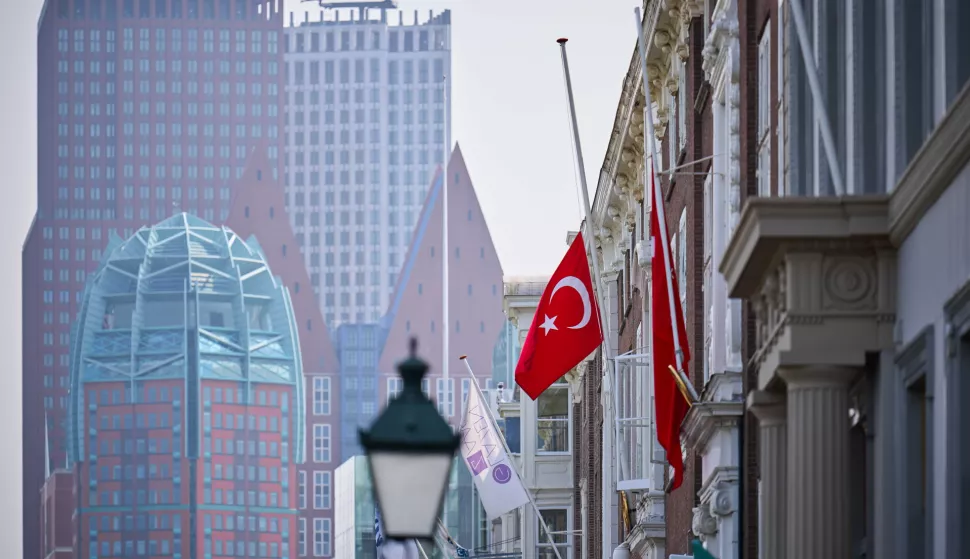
left=25, top=1, right=285, bottom=557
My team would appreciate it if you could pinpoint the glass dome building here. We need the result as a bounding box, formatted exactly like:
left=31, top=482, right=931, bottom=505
left=67, top=214, right=305, bottom=559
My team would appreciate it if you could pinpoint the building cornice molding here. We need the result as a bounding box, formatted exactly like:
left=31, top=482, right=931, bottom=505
left=702, top=0, right=739, bottom=96
left=681, top=399, right=743, bottom=452
left=889, top=80, right=970, bottom=245
left=719, top=196, right=892, bottom=298
left=592, top=0, right=705, bottom=281
left=719, top=196, right=897, bottom=390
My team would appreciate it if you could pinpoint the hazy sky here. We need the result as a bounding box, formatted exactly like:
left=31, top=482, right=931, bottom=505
left=0, top=0, right=637, bottom=552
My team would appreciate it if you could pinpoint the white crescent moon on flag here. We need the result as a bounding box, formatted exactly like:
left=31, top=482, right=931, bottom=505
left=550, top=275, right=592, bottom=330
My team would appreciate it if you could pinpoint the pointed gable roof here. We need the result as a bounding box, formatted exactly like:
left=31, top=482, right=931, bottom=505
left=379, top=145, right=506, bottom=386
left=225, top=144, right=339, bottom=374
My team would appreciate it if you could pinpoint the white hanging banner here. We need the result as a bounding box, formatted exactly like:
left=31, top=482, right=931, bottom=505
left=458, top=386, right=530, bottom=519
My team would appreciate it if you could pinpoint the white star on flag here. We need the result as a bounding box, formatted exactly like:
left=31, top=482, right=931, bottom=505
left=539, top=315, right=558, bottom=335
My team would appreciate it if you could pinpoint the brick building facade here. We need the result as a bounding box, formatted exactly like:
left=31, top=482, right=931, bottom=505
left=578, top=0, right=757, bottom=557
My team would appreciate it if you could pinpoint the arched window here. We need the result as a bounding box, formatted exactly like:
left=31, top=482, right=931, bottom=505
left=269, top=207, right=275, bottom=219
left=282, top=244, right=287, bottom=256
left=244, top=206, right=250, bottom=218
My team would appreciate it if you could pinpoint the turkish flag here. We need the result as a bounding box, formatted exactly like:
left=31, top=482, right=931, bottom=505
left=515, top=232, right=603, bottom=400
left=649, top=168, right=692, bottom=492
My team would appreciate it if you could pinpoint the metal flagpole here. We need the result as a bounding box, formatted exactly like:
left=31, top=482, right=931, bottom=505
left=556, top=37, right=635, bottom=488
left=633, top=7, right=699, bottom=402
left=460, top=356, right=564, bottom=559
left=555, top=38, right=613, bottom=364
left=788, top=0, right=845, bottom=196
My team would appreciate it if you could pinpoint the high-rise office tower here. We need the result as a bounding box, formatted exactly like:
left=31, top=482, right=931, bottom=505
left=67, top=214, right=305, bottom=559
left=284, top=4, right=451, bottom=328
left=227, top=147, right=341, bottom=559
left=25, top=2, right=286, bottom=557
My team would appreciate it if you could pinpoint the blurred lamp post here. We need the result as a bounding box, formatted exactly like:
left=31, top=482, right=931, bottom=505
left=359, top=338, right=460, bottom=540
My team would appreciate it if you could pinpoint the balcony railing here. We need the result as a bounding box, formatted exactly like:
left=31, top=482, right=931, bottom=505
left=504, top=282, right=546, bottom=297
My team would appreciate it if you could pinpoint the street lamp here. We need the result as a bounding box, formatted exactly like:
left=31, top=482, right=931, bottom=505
left=359, top=338, right=461, bottom=541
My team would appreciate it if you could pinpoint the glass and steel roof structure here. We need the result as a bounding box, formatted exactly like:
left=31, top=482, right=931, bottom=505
left=67, top=213, right=306, bottom=465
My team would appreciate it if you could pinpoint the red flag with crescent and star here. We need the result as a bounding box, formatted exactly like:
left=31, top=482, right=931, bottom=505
left=514, top=232, right=603, bottom=400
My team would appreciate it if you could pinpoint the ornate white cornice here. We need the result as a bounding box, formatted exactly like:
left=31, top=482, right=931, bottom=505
left=702, top=0, right=740, bottom=93
left=592, top=0, right=708, bottom=281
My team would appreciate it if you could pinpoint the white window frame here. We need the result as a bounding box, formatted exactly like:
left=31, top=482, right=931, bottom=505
left=436, top=378, right=454, bottom=417
left=535, top=384, right=571, bottom=455
left=460, top=378, right=472, bottom=415
left=613, top=350, right=665, bottom=491
left=386, top=377, right=403, bottom=405
left=299, top=517, right=307, bottom=557
left=535, top=508, right=570, bottom=559
left=677, top=209, right=687, bottom=307
left=312, top=376, right=331, bottom=416
left=312, top=470, right=331, bottom=510
left=757, top=27, right=772, bottom=197
left=668, top=87, right=679, bottom=180
left=312, top=517, right=330, bottom=557
left=678, top=63, right=688, bottom=153
left=703, top=171, right=714, bottom=385
left=298, top=471, right=307, bottom=510
left=312, top=424, right=330, bottom=463
left=421, top=377, right=430, bottom=398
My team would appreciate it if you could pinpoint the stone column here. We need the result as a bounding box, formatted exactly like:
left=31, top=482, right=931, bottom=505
left=748, top=390, right=787, bottom=559
left=779, top=366, right=854, bottom=559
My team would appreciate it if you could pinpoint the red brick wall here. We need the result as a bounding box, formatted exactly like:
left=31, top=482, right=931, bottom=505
left=739, top=0, right=776, bottom=557
left=574, top=350, right=604, bottom=559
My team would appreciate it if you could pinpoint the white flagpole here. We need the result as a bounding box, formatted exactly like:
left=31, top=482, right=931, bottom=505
left=557, top=37, right=634, bottom=489
left=788, top=0, right=845, bottom=196
left=442, top=72, right=451, bottom=388
left=440, top=70, right=452, bottom=535
left=633, top=7, right=699, bottom=402
left=460, top=356, right=564, bottom=559
left=555, top=38, right=613, bottom=363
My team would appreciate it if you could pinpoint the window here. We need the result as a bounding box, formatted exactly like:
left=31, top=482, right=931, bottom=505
left=312, top=377, right=330, bottom=415
left=436, top=378, right=454, bottom=417
left=313, top=471, right=331, bottom=509
left=703, top=173, right=714, bottom=384
left=313, top=518, right=331, bottom=557
left=944, top=284, right=970, bottom=556
left=386, top=377, right=403, bottom=405
left=757, top=27, right=772, bottom=197
left=298, top=471, right=307, bottom=509
left=298, top=518, right=307, bottom=556
left=944, top=0, right=970, bottom=103
left=461, top=378, right=472, bottom=414
left=895, top=327, right=933, bottom=559
left=536, top=385, right=569, bottom=453
left=895, top=0, right=935, bottom=175
left=614, top=347, right=660, bottom=490
left=536, top=509, right=569, bottom=559
left=312, top=424, right=331, bottom=462
left=677, top=209, right=687, bottom=306
left=501, top=416, right=521, bottom=454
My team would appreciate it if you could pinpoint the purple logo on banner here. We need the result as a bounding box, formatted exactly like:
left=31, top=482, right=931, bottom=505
left=491, top=464, right=513, bottom=484
left=466, top=450, right=488, bottom=476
